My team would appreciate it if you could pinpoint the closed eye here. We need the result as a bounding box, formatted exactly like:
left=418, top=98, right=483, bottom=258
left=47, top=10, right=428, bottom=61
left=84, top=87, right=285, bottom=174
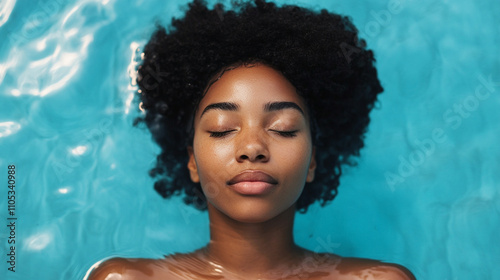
left=208, top=130, right=236, bottom=138
left=209, top=130, right=298, bottom=138
left=271, top=130, right=298, bottom=138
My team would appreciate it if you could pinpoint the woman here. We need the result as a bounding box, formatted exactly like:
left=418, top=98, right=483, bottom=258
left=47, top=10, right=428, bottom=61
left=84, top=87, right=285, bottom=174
left=88, top=0, right=415, bottom=279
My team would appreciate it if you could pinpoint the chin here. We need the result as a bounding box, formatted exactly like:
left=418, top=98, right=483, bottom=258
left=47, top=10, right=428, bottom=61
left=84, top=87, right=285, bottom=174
left=218, top=200, right=290, bottom=224
left=233, top=202, right=296, bottom=224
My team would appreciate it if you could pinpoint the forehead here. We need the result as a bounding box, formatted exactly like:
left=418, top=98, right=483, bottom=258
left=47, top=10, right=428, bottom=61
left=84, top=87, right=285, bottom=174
left=197, top=64, right=306, bottom=113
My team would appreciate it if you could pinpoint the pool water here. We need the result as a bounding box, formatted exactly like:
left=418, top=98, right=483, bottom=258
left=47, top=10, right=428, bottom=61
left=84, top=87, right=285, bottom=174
left=0, top=0, right=499, bottom=279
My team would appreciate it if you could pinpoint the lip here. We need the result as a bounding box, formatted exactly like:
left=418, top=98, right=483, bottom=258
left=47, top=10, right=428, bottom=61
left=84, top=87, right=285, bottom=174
left=227, top=170, right=278, bottom=195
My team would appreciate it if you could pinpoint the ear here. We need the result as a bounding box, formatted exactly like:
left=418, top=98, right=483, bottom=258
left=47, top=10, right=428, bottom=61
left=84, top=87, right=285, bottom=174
left=306, top=146, right=317, bottom=183
left=187, top=146, right=200, bottom=183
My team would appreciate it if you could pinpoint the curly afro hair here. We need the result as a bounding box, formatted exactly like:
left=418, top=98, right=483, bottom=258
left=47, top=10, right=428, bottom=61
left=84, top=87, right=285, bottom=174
left=135, top=0, right=383, bottom=213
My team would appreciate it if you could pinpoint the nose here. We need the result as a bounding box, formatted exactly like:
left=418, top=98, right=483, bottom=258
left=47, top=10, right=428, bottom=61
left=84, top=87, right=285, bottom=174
left=235, top=129, right=269, bottom=163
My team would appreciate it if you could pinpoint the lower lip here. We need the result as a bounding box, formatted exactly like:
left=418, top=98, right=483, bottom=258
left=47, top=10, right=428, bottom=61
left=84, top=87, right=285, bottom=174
left=229, top=182, right=276, bottom=195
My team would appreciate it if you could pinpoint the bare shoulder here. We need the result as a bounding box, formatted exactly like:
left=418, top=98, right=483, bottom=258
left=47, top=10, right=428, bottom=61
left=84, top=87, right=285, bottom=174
left=85, top=257, right=130, bottom=280
left=334, top=257, right=416, bottom=280
left=85, top=257, right=174, bottom=280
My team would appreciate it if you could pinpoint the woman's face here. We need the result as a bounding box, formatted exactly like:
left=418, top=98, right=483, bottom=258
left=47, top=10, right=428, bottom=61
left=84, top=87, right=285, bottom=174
left=187, top=64, right=316, bottom=223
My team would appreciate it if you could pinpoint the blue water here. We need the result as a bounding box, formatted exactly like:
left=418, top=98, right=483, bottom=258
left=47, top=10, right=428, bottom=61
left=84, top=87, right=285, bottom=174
left=0, top=0, right=499, bottom=279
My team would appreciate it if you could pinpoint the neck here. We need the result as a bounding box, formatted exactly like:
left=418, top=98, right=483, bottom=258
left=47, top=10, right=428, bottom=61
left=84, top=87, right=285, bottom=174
left=201, top=203, right=305, bottom=278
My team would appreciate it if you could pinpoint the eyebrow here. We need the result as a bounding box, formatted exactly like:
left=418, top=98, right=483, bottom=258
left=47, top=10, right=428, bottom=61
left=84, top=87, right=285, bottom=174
left=200, top=101, right=305, bottom=119
left=264, top=101, right=304, bottom=115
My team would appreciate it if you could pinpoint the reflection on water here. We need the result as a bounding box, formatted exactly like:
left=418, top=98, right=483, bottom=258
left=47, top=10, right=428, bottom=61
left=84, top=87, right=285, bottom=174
left=0, top=0, right=16, bottom=27
left=1, top=1, right=114, bottom=97
left=0, top=121, right=21, bottom=138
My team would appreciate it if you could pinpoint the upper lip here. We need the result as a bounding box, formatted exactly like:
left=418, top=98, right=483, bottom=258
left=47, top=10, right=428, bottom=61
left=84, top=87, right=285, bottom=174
left=227, top=170, right=278, bottom=185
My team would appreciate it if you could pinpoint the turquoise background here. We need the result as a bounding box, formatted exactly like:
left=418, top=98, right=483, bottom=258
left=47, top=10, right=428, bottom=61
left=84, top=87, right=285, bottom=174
left=0, top=0, right=499, bottom=279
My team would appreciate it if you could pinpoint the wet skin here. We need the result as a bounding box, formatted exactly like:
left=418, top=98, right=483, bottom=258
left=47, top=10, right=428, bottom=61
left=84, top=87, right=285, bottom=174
left=87, top=64, right=415, bottom=280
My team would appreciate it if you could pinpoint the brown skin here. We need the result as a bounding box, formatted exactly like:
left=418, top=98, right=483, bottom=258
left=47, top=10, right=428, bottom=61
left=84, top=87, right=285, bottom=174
left=87, top=64, right=415, bottom=280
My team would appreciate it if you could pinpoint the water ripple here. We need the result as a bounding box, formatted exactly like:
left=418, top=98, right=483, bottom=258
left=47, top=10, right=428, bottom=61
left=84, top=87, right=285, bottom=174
left=3, top=0, right=115, bottom=97
left=25, top=232, right=53, bottom=251
left=0, top=121, right=21, bottom=138
left=0, top=0, right=16, bottom=27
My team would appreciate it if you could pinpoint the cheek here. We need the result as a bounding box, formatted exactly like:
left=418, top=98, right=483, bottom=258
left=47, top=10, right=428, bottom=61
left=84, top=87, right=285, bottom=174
left=193, top=139, right=234, bottom=182
left=275, top=138, right=312, bottom=167
left=272, top=139, right=312, bottom=188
